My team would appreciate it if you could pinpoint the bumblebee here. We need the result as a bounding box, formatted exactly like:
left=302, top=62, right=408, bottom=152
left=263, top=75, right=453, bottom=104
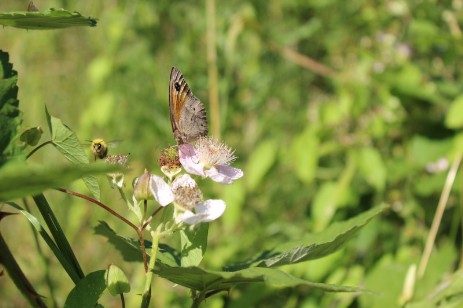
left=91, top=138, right=109, bottom=160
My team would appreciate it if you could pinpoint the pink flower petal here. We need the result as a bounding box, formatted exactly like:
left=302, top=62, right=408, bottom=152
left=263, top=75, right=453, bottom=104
left=179, top=199, right=226, bottom=224
left=179, top=144, right=206, bottom=176
left=149, top=175, right=174, bottom=206
left=204, top=165, right=244, bottom=184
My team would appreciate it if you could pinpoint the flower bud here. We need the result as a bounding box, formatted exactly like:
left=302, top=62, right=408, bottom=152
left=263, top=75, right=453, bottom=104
left=133, top=170, right=153, bottom=201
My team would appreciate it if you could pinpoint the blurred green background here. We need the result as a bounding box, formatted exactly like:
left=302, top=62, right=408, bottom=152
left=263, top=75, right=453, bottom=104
left=2, top=0, right=463, bottom=307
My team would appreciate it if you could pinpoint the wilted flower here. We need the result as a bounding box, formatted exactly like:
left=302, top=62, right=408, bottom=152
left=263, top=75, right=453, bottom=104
left=149, top=174, right=226, bottom=225
left=105, top=154, right=129, bottom=189
left=158, top=146, right=182, bottom=180
left=179, top=137, right=243, bottom=184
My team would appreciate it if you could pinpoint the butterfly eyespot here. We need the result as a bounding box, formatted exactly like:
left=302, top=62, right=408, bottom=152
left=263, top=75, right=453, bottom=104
left=175, top=82, right=181, bottom=91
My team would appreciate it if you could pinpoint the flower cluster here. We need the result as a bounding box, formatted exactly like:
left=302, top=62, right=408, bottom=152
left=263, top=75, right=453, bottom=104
left=138, top=137, right=243, bottom=225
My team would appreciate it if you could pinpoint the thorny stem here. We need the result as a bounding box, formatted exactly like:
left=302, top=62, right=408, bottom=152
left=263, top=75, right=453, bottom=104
left=26, top=140, right=53, bottom=159
left=56, top=188, right=151, bottom=275
left=56, top=188, right=138, bottom=232
left=141, top=206, right=165, bottom=230
left=139, top=229, right=148, bottom=273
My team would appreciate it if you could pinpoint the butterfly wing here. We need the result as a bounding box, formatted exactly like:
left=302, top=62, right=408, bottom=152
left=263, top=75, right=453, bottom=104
left=169, top=67, right=208, bottom=144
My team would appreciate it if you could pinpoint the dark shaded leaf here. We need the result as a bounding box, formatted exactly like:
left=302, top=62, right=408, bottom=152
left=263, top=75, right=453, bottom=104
left=64, top=270, right=106, bottom=308
left=0, top=50, right=20, bottom=166
left=19, top=127, right=43, bottom=147
left=94, top=221, right=180, bottom=267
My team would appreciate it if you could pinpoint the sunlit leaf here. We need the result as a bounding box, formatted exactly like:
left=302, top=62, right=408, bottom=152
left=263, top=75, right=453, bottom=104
left=154, top=262, right=365, bottom=294
left=357, top=147, right=386, bottom=191
left=0, top=161, right=118, bottom=201
left=245, top=140, right=278, bottom=192
left=290, top=126, right=319, bottom=184
left=45, top=106, right=101, bottom=200
left=229, top=205, right=388, bottom=269
left=445, top=95, right=463, bottom=129
left=106, top=264, right=130, bottom=295
left=0, top=8, right=97, bottom=30
left=180, top=223, right=209, bottom=267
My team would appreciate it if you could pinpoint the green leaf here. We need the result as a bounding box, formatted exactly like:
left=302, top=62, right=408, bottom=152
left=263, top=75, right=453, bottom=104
left=409, top=270, right=463, bottom=308
left=410, top=135, right=452, bottom=168
left=45, top=106, right=100, bottom=200
left=106, top=264, right=130, bottom=295
left=445, top=95, right=463, bottom=129
left=0, top=8, right=97, bottom=30
left=19, top=127, right=43, bottom=147
left=0, top=161, right=119, bottom=201
left=230, top=205, right=388, bottom=269
left=245, top=140, right=278, bottom=192
left=311, top=182, right=339, bottom=231
left=32, top=194, right=86, bottom=283
left=64, top=270, right=107, bottom=308
left=357, top=147, right=387, bottom=191
left=180, top=223, right=209, bottom=267
left=94, top=221, right=180, bottom=267
left=5, top=202, right=82, bottom=283
left=0, top=50, right=20, bottom=166
left=290, top=126, right=319, bottom=184
left=154, top=262, right=365, bottom=294
left=0, top=233, right=47, bottom=307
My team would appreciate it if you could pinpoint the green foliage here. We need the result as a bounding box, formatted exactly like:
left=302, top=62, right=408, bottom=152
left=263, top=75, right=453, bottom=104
left=0, top=8, right=97, bottom=29
left=45, top=107, right=100, bottom=199
left=0, top=161, right=118, bottom=201
left=0, top=50, right=20, bottom=166
left=155, top=264, right=363, bottom=294
left=96, top=206, right=386, bottom=295
left=64, top=270, right=106, bottom=308
left=19, top=126, right=43, bottom=147
left=2, top=0, right=463, bottom=306
left=180, top=223, right=209, bottom=267
left=106, top=265, right=130, bottom=296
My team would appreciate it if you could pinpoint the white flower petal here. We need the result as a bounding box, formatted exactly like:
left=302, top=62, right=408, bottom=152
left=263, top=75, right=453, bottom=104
left=179, top=199, right=226, bottom=225
left=195, top=199, right=226, bottom=221
left=179, top=144, right=206, bottom=176
left=204, top=165, right=244, bottom=184
left=172, top=174, right=197, bottom=190
left=149, top=175, right=174, bottom=206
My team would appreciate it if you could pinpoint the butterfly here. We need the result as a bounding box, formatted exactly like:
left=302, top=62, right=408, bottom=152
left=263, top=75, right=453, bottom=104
left=169, top=67, right=208, bottom=144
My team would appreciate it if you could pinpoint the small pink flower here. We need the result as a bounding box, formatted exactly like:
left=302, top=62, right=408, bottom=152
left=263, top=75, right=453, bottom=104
left=179, top=137, right=243, bottom=184
left=149, top=174, right=226, bottom=225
